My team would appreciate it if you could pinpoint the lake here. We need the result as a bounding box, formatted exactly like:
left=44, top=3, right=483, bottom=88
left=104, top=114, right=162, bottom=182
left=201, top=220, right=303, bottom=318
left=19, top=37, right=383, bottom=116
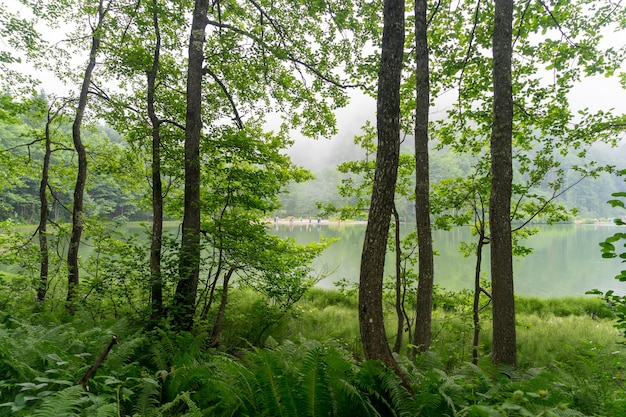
left=271, top=221, right=626, bottom=297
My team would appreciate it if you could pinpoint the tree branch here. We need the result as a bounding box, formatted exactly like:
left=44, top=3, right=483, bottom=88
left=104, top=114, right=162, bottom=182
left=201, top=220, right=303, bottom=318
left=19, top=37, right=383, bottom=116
left=205, top=19, right=364, bottom=89
left=456, top=0, right=481, bottom=123
left=537, top=0, right=580, bottom=47
left=511, top=174, right=588, bottom=232
left=78, top=335, right=118, bottom=391
left=203, top=66, right=244, bottom=129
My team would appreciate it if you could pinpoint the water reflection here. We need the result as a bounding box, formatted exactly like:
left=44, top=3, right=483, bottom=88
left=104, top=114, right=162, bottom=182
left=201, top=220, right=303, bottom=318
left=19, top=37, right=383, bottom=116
left=271, top=223, right=626, bottom=297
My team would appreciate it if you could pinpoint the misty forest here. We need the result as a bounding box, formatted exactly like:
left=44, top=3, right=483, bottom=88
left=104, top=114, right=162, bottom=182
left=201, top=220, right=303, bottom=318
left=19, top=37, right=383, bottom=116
left=2, top=0, right=626, bottom=415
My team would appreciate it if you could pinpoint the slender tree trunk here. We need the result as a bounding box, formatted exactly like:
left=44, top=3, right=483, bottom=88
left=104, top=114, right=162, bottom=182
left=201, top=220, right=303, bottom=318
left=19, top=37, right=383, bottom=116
left=359, top=0, right=409, bottom=389
left=490, top=0, right=516, bottom=367
left=472, top=232, right=486, bottom=364
left=392, top=206, right=404, bottom=354
left=172, top=0, right=210, bottom=330
left=412, top=0, right=434, bottom=356
left=209, top=266, right=235, bottom=347
left=67, top=1, right=107, bottom=311
left=37, top=110, right=52, bottom=302
left=148, top=0, right=164, bottom=321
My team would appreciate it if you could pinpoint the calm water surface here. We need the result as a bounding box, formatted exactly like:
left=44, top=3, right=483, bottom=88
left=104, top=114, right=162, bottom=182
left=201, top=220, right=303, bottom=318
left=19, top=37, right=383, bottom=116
left=271, top=222, right=626, bottom=297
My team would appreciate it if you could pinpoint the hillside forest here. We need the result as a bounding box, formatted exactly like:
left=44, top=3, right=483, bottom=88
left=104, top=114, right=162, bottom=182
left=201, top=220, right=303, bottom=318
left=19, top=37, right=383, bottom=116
left=2, top=0, right=626, bottom=415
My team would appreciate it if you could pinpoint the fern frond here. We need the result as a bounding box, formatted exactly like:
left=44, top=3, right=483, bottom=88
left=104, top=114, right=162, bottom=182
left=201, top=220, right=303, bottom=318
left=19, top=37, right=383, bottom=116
left=132, top=377, right=161, bottom=417
left=87, top=402, right=119, bottom=417
left=355, top=361, right=398, bottom=416
left=250, top=348, right=290, bottom=417
left=209, top=355, right=257, bottom=415
left=333, top=378, right=380, bottom=417
left=159, top=391, right=203, bottom=417
left=149, top=328, right=178, bottom=370
left=32, top=384, right=84, bottom=417
left=298, top=345, right=333, bottom=417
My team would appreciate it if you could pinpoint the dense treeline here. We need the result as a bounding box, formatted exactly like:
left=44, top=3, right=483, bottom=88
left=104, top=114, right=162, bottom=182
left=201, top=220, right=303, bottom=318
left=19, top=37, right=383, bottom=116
left=2, top=111, right=624, bottom=224
left=280, top=139, right=626, bottom=220
left=0, top=112, right=145, bottom=223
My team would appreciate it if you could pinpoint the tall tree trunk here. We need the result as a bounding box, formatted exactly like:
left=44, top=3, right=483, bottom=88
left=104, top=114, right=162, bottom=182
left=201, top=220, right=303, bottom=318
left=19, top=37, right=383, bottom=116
left=37, top=108, right=53, bottom=302
left=490, top=0, right=516, bottom=367
left=412, top=0, right=434, bottom=356
left=172, top=0, right=209, bottom=330
left=67, top=0, right=107, bottom=311
left=148, top=0, right=164, bottom=321
left=359, top=0, right=407, bottom=384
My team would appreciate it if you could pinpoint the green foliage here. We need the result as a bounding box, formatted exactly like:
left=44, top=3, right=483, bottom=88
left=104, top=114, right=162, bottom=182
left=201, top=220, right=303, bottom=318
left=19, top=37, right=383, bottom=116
left=589, top=177, right=626, bottom=345
left=0, top=291, right=624, bottom=415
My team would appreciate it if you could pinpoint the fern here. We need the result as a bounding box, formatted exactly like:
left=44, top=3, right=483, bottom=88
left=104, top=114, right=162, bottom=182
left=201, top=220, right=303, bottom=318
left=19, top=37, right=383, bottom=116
left=333, top=378, right=380, bottom=417
left=159, top=391, right=203, bottom=417
left=355, top=360, right=400, bottom=416
left=86, top=402, right=119, bottom=417
left=298, top=345, right=333, bottom=416
left=250, top=348, right=291, bottom=417
left=132, top=377, right=161, bottom=417
left=208, top=354, right=259, bottom=416
left=32, top=384, right=84, bottom=417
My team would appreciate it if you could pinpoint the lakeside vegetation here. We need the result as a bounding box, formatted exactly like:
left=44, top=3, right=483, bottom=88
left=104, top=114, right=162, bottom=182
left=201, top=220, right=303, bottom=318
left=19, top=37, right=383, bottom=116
left=0, top=283, right=624, bottom=416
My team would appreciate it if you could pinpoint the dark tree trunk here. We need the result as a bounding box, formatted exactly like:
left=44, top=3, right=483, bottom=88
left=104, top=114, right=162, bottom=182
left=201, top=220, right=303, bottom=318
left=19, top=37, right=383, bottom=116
left=359, top=0, right=406, bottom=377
left=392, top=206, right=404, bottom=354
left=37, top=109, right=53, bottom=302
left=472, top=230, right=487, bottom=365
left=209, top=266, right=235, bottom=347
left=412, top=0, right=434, bottom=356
left=172, top=0, right=209, bottom=331
left=490, top=0, right=516, bottom=367
left=148, top=0, right=164, bottom=321
left=67, top=1, right=107, bottom=311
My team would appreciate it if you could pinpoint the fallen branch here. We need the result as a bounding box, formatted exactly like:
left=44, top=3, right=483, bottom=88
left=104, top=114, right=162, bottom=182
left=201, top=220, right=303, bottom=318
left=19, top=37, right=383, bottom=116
left=78, top=334, right=117, bottom=391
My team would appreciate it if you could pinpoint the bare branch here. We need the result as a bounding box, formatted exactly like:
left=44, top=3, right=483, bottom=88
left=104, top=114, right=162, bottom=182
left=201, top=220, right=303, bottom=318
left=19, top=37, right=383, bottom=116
left=511, top=174, right=588, bottom=232
left=536, top=0, right=580, bottom=47
left=456, top=0, right=481, bottom=122
left=203, top=66, right=244, bottom=129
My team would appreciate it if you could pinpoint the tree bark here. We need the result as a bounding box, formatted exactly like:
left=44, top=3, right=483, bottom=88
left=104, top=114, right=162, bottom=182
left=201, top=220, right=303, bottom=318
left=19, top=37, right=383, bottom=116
left=37, top=108, right=53, bottom=302
left=172, top=0, right=209, bottom=330
left=209, top=265, right=235, bottom=347
left=67, top=0, right=107, bottom=311
left=359, top=0, right=405, bottom=373
left=490, top=0, right=516, bottom=367
left=392, top=205, right=404, bottom=354
left=148, top=0, right=164, bottom=321
left=472, top=231, right=486, bottom=365
left=412, top=0, right=435, bottom=356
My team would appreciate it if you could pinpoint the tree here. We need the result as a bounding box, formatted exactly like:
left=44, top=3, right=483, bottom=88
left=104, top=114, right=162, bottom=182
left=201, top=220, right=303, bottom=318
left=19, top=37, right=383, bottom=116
left=490, top=0, right=515, bottom=367
left=170, top=0, right=208, bottom=330
left=422, top=0, right=626, bottom=367
left=37, top=98, right=70, bottom=302
left=167, top=0, right=367, bottom=329
left=359, top=0, right=405, bottom=374
left=67, top=0, right=111, bottom=310
left=145, top=0, right=165, bottom=321
left=412, top=0, right=434, bottom=355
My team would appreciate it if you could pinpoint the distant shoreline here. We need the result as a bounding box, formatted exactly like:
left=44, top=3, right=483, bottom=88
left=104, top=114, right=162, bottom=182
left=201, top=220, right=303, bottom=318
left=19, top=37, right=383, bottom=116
left=267, top=218, right=367, bottom=226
